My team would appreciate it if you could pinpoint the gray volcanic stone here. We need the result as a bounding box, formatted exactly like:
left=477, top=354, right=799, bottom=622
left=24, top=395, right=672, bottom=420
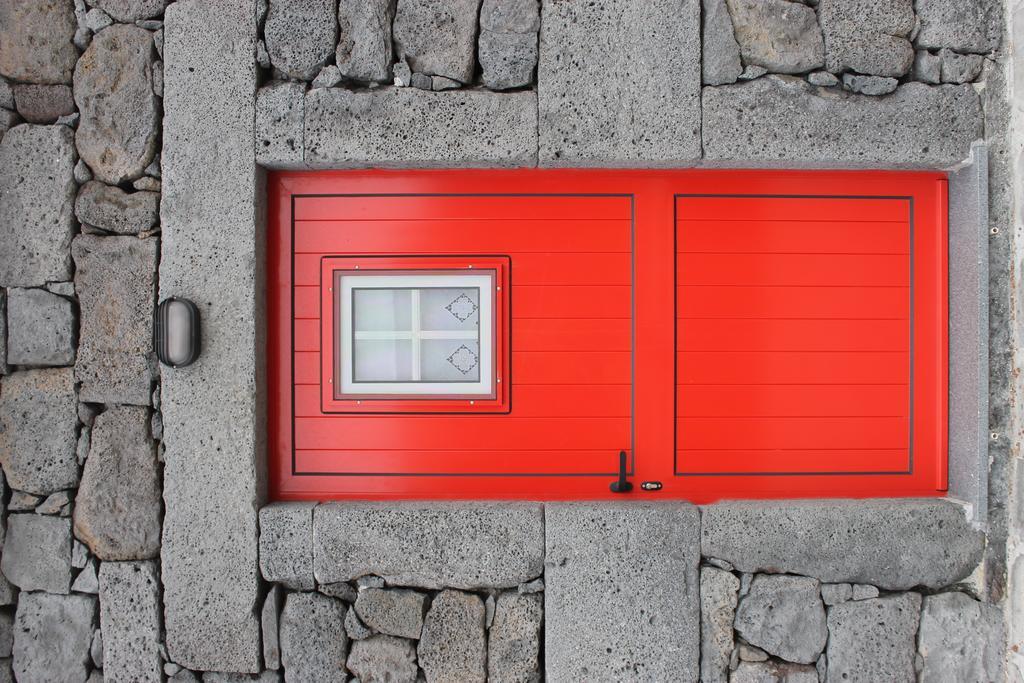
left=73, top=235, right=158, bottom=405
left=702, top=0, right=742, bottom=85
left=702, top=77, right=983, bottom=167
left=71, top=560, right=99, bottom=593
left=0, top=612, right=11, bottom=658
left=85, top=8, right=113, bottom=32
left=337, top=0, right=397, bottom=83
left=89, top=0, right=168, bottom=22
left=394, top=0, right=480, bottom=83
left=0, top=124, right=76, bottom=287
left=418, top=590, right=486, bottom=683
left=734, top=574, right=826, bottom=664
left=305, top=87, right=536, bottom=167
left=13, top=592, right=95, bottom=683
left=263, top=0, right=336, bottom=80
left=700, top=566, right=739, bottom=683
left=258, top=502, right=314, bottom=590
left=354, top=588, right=427, bottom=639
left=3, top=514, right=72, bottom=594
left=346, top=635, right=417, bottom=683
left=819, top=0, right=913, bottom=77
left=74, top=406, right=161, bottom=560
left=314, top=502, right=543, bottom=589
left=90, top=629, right=102, bottom=668
left=0, top=108, right=19, bottom=145
left=546, top=503, right=700, bottom=682
left=279, top=592, right=348, bottom=683
left=344, top=607, right=373, bottom=640
left=808, top=70, right=839, bottom=87
left=255, top=81, right=305, bottom=169
left=538, top=0, right=700, bottom=165
left=918, top=591, right=1003, bottom=682
left=311, top=65, right=341, bottom=89
left=12, top=85, right=75, bottom=124
left=0, top=368, right=78, bottom=495
left=826, top=593, right=921, bottom=682
left=732, top=661, right=818, bottom=683
left=842, top=73, right=898, bottom=95
left=940, top=49, right=984, bottom=83
left=914, top=50, right=942, bottom=83
left=478, top=0, right=539, bottom=90
left=320, top=582, right=357, bottom=602
left=261, top=584, right=283, bottom=670
left=725, top=0, right=824, bottom=73
left=74, top=25, right=159, bottom=185
left=820, top=583, right=852, bottom=605
left=0, top=76, right=12, bottom=108
left=6, top=288, right=76, bottom=367
left=851, top=584, right=878, bottom=600
left=99, top=561, right=162, bottom=682
left=487, top=591, right=541, bottom=683
left=0, top=0, right=78, bottom=84
left=75, top=181, right=160, bottom=235
left=915, top=0, right=1001, bottom=53
left=0, top=292, right=7, bottom=375
left=202, top=674, right=281, bottom=683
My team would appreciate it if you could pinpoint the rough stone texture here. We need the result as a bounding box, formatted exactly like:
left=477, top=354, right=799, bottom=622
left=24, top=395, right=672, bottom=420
left=850, top=584, right=878, bottom=600
left=12, top=85, right=75, bottom=124
left=914, top=50, right=942, bottom=83
left=304, top=86, right=537, bottom=168
left=313, top=502, right=543, bottom=589
left=263, top=0, right=336, bottom=80
left=0, top=292, right=7, bottom=376
left=393, top=0, right=479, bottom=83
left=478, top=0, right=539, bottom=90
left=258, top=502, right=314, bottom=590
left=0, top=124, right=76, bottom=287
left=808, top=70, right=840, bottom=87
left=915, top=0, right=1001, bottom=53
left=346, top=635, right=418, bottom=683
left=99, top=561, right=162, bottom=683
left=842, top=73, right=898, bottom=95
left=74, top=406, right=161, bottom=560
left=725, top=0, right=825, bottom=73
left=702, top=0, right=742, bottom=85
left=940, top=49, right=985, bottom=83
left=344, top=606, right=373, bottom=640
left=279, top=592, right=348, bottom=683
left=702, top=77, right=983, bottom=168
left=546, top=503, right=700, bottom=682
left=337, top=0, right=396, bottom=83
left=261, top=584, right=283, bottom=671
left=418, top=590, right=486, bottom=683
left=311, top=65, right=341, bottom=89
left=255, top=81, right=305, bottom=169
left=354, top=588, right=427, bottom=639
left=826, top=593, right=921, bottom=683
left=89, top=0, right=167, bottom=22
left=818, top=0, right=914, bottom=77
left=731, top=661, right=818, bottom=683
left=918, top=591, right=1004, bottom=682
left=160, top=0, right=262, bottom=672
left=75, top=181, right=160, bottom=235
left=700, top=566, right=739, bottom=683
left=820, top=583, right=852, bottom=605
left=0, top=368, right=78, bottom=495
left=0, top=0, right=78, bottom=84
left=487, top=591, right=541, bottom=683
left=538, top=0, right=700, bottom=165
left=71, top=560, right=99, bottom=593
left=6, top=288, right=76, bottom=367
left=74, top=25, right=159, bottom=185
left=12, top=592, right=95, bottom=683
left=73, top=235, right=158, bottom=405
left=734, top=574, right=826, bottom=665
left=1, top=514, right=72, bottom=594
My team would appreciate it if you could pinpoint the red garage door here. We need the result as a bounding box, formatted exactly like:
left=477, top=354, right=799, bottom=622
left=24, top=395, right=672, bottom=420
left=268, top=171, right=946, bottom=501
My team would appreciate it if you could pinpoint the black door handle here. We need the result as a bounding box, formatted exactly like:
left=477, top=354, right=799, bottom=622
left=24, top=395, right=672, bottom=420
left=609, top=450, right=633, bottom=493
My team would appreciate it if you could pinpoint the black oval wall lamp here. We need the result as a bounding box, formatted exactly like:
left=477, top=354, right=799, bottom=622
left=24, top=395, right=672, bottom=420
left=154, top=297, right=201, bottom=367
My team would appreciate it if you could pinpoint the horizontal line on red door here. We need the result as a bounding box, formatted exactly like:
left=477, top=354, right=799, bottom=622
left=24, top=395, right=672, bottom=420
left=678, top=284, right=909, bottom=289
left=676, top=251, right=910, bottom=257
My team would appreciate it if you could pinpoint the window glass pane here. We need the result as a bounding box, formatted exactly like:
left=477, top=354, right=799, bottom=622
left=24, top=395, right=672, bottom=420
left=420, top=288, right=480, bottom=331
left=421, top=339, right=481, bottom=382
left=353, top=339, right=413, bottom=381
left=353, top=289, right=412, bottom=331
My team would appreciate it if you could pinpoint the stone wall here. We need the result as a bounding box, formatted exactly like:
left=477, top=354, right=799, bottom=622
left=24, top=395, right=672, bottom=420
left=0, top=0, right=1019, bottom=681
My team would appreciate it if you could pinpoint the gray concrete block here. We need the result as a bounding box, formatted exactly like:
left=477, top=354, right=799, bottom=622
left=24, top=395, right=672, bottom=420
left=538, top=0, right=701, bottom=166
left=0, top=125, right=76, bottom=287
left=263, top=0, right=336, bottom=80
left=313, top=502, right=544, bottom=590
left=826, top=593, right=921, bottom=683
left=255, top=81, right=305, bottom=169
left=258, top=502, right=314, bottom=590
left=0, top=368, right=79, bottom=496
left=700, top=566, right=739, bottom=683
left=354, top=588, right=427, bottom=639
left=702, top=76, right=983, bottom=167
left=418, top=590, right=486, bottom=683
left=99, top=561, right=163, bottom=683
left=545, top=502, right=700, bottom=682
left=915, top=0, right=1001, bottom=53
left=734, top=574, right=826, bottom=665
left=6, top=288, right=76, bottom=367
left=2, top=514, right=72, bottom=594
left=160, top=0, right=263, bottom=673
left=13, top=592, right=96, bottom=683
left=73, top=235, right=158, bottom=406
left=702, top=499, right=984, bottom=590
left=280, top=592, right=348, bottom=683
left=918, top=591, right=1004, bottom=682
left=304, top=87, right=537, bottom=168
left=818, top=0, right=914, bottom=77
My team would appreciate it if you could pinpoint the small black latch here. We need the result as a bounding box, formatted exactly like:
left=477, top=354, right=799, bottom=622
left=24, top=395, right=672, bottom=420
left=609, top=450, right=633, bottom=493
